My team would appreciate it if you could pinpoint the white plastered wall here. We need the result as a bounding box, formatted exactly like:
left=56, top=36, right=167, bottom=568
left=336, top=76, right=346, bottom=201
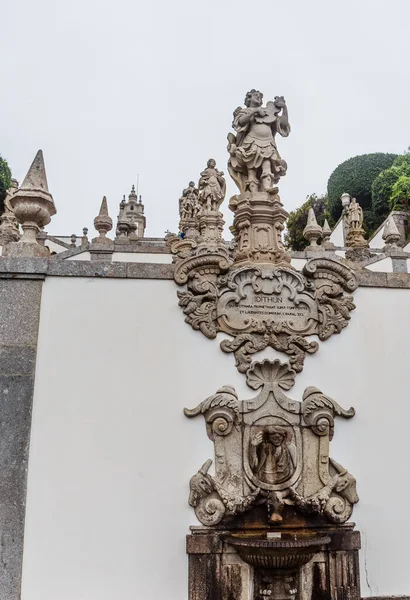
left=329, top=218, right=344, bottom=247
left=22, top=277, right=410, bottom=599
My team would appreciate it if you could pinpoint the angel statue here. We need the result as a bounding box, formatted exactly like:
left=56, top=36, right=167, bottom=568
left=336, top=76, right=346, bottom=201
left=227, top=89, right=290, bottom=194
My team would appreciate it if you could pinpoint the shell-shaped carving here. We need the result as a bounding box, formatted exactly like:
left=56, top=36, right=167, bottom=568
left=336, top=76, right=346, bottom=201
left=246, top=359, right=296, bottom=391
left=195, top=492, right=226, bottom=526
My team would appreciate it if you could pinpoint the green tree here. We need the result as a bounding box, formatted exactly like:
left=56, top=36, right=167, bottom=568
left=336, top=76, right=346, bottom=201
left=371, top=154, right=410, bottom=218
left=390, top=175, right=410, bottom=210
left=0, top=156, right=12, bottom=214
left=327, top=153, right=398, bottom=224
left=285, top=194, right=329, bottom=251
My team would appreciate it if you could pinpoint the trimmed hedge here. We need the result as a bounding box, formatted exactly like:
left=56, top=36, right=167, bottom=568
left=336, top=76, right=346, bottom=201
left=372, top=154, right=410, bottom=217
left=327, top=153, right=398, bottom=223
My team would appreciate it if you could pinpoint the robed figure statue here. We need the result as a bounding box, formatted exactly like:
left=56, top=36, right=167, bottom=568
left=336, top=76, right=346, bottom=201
left=227, top=89, right=290, bottom=194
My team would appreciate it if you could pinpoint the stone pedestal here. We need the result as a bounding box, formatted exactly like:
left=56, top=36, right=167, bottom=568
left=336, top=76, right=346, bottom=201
left=187, top=526, right=361, bottom=600
left=229, top=191, right=290, bottom=267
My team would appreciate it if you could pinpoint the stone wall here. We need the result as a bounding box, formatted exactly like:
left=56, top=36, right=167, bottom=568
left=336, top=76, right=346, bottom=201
left=0, top=259, right=407, bottom=599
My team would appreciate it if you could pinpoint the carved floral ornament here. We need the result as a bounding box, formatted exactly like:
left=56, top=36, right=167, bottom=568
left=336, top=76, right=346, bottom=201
left=184, top=359, right=358, bottom=527
left=172, top=255, right=358, bottom=374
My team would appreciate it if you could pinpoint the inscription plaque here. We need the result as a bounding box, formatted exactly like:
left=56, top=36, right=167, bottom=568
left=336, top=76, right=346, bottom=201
left=217, top=265, right=319, bottom=335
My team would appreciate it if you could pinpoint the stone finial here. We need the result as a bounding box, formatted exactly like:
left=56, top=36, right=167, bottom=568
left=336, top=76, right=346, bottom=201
left=81, top=227, right=89, bottom=248
left=70, top=234, right=77, bottom=247
left=90, top=197, right=114, bottom=259
left=303, top=208, right=322, bottom=249
left=129, top=185, right=137, bottom=202
left=93, top=197, right=113, bottom=242
left=382, top=217, right=401, bottom=248
left=5, top=150, right=56, bottom=257
left=321, top=218, right=334, bottom=249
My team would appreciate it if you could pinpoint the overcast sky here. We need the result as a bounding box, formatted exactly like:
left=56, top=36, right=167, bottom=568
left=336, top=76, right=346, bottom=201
left=2, top=0, right=410, bottom=237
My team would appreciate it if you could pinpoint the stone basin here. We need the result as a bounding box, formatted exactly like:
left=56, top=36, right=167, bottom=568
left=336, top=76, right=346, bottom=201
left=225, top=532, right=331, bottom=570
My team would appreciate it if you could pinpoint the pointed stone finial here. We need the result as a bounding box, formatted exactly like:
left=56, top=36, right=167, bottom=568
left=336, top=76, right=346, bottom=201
left=20, top=150, right=50, bottom=192
left=93, top=197, right=112, bottom=239
left=90, top=196, right=114, bottom=259
left=5, top=150, right=56, bottom=257
left=129, top=185, right=137, bottom=202
left=382, top=217, right=401, bottom=248
left=303, top=208, right=322, bottom=249
left=321, top=218, right=334, bottom=249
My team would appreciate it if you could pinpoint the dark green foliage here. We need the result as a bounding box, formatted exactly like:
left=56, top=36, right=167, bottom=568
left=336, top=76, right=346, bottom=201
left=285, top=194, right=330, bottom=251
left=0, top=156, right=12, bottom=214
left=327, top=153, right=398, bottom=224
left=371, top=154, right=410, bottom=217
left=390, top=175, right=410, bottom=210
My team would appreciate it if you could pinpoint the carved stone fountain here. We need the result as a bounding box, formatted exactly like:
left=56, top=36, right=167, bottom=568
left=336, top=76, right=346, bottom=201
left=167, top=89, right=361, bottom=600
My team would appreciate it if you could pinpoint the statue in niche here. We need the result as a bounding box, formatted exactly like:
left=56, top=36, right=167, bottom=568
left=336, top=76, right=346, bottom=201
left=227, top=89, right=291, bottom=193
left=179, top=181, right=201, bottom=220
left=184, top=359, right=359, bottom=526
left=198, top=159, right=226, bottom=211
left=250, top=426, right=296, bottom=485
left=346, top=197, right=363, bottom=231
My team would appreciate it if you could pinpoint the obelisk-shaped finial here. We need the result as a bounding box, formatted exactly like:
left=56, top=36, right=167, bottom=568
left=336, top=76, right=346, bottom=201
left=6, top=150, right=56, bottom=257
left=382, top=217, right=401, bottom=249
left=303, top=208, right=322, bottom=249
left=90, top=196, right=114, bottom=260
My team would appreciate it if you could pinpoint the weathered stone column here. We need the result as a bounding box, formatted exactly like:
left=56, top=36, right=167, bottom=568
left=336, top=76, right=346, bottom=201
left=0, top=274, right=44, bottom=598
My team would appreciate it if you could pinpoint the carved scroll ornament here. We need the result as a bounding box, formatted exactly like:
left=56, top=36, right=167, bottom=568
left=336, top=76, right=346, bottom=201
left=171, top=251, right=358, bottom=374
left=184, top=359, right=358, bottom=527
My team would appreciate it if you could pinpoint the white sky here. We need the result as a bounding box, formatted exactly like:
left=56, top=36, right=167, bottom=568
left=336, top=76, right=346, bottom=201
left=2, top=0, right=410, bottom=237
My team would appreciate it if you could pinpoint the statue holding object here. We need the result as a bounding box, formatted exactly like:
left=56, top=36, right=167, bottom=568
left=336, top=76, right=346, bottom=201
left=227, top=89, right=290, bottom=193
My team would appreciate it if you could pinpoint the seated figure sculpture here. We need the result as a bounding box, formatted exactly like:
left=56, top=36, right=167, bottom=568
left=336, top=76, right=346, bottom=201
left=227, top=89, right=290, bottom=193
